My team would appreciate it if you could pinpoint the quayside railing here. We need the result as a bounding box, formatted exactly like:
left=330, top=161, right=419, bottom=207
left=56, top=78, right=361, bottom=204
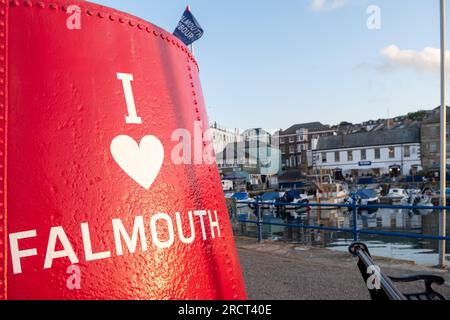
left=233, top=198, right=450, bottom=265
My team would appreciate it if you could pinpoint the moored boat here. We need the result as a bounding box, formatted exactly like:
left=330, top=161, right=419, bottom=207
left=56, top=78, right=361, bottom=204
left=231, top=192, right=252, bottom=208
left=348, top=189, right=380, bottom=206
left=383, top=188, right=409, bottom=203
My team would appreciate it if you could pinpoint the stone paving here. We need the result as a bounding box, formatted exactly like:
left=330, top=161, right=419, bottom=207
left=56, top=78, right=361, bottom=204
left=235, top=237, right=450, bottom=300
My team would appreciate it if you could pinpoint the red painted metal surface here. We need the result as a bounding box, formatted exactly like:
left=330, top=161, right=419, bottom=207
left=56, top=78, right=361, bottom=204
left=1, top=0, right=247, bottom=300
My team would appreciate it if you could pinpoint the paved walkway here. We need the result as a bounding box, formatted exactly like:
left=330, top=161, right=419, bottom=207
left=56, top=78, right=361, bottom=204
left=235, top=237, right=450, bottom=300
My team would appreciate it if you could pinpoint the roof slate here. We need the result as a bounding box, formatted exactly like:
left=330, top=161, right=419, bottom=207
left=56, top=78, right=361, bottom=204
left=316, top=126, right=420, bottom=150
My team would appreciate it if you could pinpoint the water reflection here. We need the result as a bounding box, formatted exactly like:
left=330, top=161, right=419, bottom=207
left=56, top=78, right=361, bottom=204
left=233, top=205, right=450, bottom=266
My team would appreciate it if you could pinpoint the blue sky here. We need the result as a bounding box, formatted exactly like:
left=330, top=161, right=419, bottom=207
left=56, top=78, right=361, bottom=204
left=93, top=0, right=446, bottom=131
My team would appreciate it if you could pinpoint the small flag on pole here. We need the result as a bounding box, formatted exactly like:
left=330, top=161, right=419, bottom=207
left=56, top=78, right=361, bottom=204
left=173, top=6, right=204, bottom=47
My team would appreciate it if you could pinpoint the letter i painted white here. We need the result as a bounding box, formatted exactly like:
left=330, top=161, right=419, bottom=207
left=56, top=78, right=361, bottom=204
left=116, top=72, right=142, bottom=124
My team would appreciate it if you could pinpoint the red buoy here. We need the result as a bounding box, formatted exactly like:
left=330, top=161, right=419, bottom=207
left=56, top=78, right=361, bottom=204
left=0, top=0, right=247, bottom=300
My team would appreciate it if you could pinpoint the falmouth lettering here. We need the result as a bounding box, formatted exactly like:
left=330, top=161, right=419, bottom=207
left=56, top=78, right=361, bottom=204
left=9, top=210, right=221, bottom=275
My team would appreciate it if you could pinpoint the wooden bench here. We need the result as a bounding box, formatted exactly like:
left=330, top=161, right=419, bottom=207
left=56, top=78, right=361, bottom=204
left=348, top=242, right=446, bottom=300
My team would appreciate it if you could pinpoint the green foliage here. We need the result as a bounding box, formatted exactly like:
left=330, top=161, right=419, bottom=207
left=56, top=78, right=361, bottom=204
left=407, top=110, right=428, bottom=121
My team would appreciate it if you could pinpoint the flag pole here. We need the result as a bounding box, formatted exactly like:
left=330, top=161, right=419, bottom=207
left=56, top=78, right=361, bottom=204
left=439, top=0, right=447, bottom=268
left=187, top=4, right=195, bottom=56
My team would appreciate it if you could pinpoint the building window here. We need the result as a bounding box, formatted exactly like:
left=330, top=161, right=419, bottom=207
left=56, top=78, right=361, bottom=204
left=428, top=126, right=439, bottom=137
left=281, top=147, right=286, bottom=155
left=404, top=146, right=410, bottom=158
left=374, top=148, right=380, bottom=159
left=322, top=152, right=327, bottom=163
left=347, top=151, right=353, bottom=162
left=297, top=155, right=302, bottom=165
left=335, top=151, right=340, bottom=162
left=361, top=149, right=367, bottom=160
left=289, top=136, right=295, bottom=143
left=290, top=156, right=297, bottom=167
left=389, top=147, right=395, bottom=159
left=289, top=145, right=295, bottom=154
left=429, top=142, right=438, bottom=153
left=297, top=144, right=303, bottom=153
left=297, top=135, right=303, bottom=142
left=280, top=137, right=285, bottom=144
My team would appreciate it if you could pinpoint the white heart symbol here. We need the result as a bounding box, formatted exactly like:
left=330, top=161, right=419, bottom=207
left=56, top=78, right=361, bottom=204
left=110, top=135, right=164, bottom=190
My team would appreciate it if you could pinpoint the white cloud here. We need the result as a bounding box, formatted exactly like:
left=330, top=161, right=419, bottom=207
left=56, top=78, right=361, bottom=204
left=380, top=44, right=450, bottom=74
left=310, top=0, right=347, bottom=12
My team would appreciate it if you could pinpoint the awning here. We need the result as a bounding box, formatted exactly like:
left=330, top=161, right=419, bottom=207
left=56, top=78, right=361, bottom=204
left=278, top=170, right=306, bottom=183
left=223, top=172, right=248, bottom=180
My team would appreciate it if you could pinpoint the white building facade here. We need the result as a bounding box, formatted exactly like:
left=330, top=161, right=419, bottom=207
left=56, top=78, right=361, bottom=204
left=279, top=122, right=335, bottom=171
left=313, top=127, right=422, bottom=176
left=216, top=142, right=282, bottom=176
left=209, top=123, right=241, bottom=154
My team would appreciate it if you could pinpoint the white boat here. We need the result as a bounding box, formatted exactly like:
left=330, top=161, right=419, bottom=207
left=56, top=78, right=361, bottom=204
left=311, top=172, right=349, bottom=205
left=348, top=189, right=380, bottom=206
left=404, top=189, right=432, bottom=206
left=404, top=190, right=433, bottom=215
left=315, top=182, right=349, bottom=205
left=285, top=194, right=310, bottom=210
left=247, top=192, right=284, bottom=210
left=385, top=188, right=409, bottom=202
left=279, top=189, right=311, bottom=210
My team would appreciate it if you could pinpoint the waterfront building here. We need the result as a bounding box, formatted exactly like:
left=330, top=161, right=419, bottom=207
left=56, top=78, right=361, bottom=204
left=313, top=126, right=422, bottom=177
left=241, top=128, right=272, bottom=145
left=278, top=122, right=336, bottom=173
left=209, top=122, right=241, bottom=154
left=420, top=106, right=450, bottom=172
left=216, top=135, right=282, bottom=189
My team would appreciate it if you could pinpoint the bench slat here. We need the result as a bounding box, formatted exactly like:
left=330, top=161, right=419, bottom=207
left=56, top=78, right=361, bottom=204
left=349, top=242, right=446, bottom=301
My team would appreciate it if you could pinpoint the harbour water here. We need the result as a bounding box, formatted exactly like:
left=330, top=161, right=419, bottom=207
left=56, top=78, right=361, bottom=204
left=232, top=205, right=450, bottom=266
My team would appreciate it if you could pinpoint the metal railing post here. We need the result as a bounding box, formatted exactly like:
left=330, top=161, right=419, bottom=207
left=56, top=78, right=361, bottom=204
left=352, top=195, right=358, bottom=242
left=257, top=198, right=263, bottom=243
left=439, top=0, right=447, bottom=269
